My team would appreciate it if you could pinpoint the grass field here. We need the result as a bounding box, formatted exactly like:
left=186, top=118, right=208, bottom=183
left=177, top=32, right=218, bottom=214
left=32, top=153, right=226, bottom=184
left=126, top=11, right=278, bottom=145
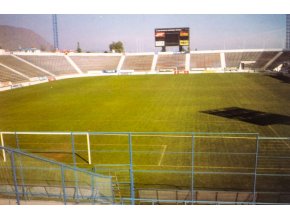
left=0, top=73, right=289, bottom=135
left=0, top=73, right=290, bottom=203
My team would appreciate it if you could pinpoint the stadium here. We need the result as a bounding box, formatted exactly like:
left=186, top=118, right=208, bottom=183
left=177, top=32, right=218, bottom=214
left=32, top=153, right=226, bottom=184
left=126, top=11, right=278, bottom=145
left=0, top=15, right=290, bottom=205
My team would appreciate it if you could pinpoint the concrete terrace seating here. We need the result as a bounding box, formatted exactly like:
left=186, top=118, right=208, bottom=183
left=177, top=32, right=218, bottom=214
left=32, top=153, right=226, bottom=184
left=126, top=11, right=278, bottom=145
left=0, top=55, right=48, bottom=78
left=0, top=65, right=28, bottom=84
left=253, top=51, right=279, bottom=69
left=121, top=55, right=153, bottom=72
left=69, top=55, right=121, bottom=73
left=190, top=53, right=221, bottom=69
left=18, top=55, right=77, bottom=76
left=268, top=51, right=290, bottom=70
left=156, top=53, right=186, bottom=71
left=225, top=52, right=262, bottom=69
left=225, top=52, right=244, bottom=68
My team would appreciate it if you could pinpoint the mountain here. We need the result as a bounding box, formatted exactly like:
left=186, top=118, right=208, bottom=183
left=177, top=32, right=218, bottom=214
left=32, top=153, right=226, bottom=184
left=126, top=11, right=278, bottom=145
left=0, top=25, right=53, bottom=51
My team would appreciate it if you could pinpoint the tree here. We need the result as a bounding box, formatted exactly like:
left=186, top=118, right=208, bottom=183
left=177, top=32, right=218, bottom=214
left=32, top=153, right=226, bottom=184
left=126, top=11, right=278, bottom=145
left=40, top=45, right=46, bottom=51
left=109, top=41, right=124, bottom=53
left=76, top=42, right=82, bottom=53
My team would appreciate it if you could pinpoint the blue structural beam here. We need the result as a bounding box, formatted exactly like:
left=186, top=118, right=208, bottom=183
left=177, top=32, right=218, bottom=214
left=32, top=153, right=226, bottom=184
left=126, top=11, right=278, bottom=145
left=10, top=151, right=20, bottom=205
left=191, top=133, right=195, bottom=204
left=128, top=133, right=135, bottom=205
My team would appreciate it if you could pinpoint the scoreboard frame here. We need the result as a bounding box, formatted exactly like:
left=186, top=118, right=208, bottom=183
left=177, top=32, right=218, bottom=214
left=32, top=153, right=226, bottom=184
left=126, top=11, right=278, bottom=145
left=155, top=27, right=190, bottom=48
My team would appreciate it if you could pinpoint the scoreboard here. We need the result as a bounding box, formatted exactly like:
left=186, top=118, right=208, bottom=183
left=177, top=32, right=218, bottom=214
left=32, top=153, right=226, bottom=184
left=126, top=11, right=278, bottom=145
left=155, top=27, right=190, bottom=47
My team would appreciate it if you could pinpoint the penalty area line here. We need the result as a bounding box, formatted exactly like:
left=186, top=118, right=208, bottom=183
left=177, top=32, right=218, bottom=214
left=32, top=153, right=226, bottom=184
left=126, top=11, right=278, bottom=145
left=158, top=145, right=167, bottom=166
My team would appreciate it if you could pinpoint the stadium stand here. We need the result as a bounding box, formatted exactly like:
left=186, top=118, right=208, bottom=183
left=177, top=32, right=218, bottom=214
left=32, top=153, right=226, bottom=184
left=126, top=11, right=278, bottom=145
left=0, top=55, right=49, bottom=78
left=225, top=52, right=261, bottom=69
left=0, top=65, right=28, bottom=84
left=190, top=53, right=221, bottom=69
left=155, top=53, right=186, bottom=71
left=225, top=52, right=244, bottom=69
left=0, top=49, right=288, bottom=90
left=17, top=55, right=78, bottom=76
left=121, top=54, right=154, bottom=72
left=253, top=51, right=279, bottom=69
left=267, top=51, right=290, bottom=70
left=69, top=55, right=121, bottom=73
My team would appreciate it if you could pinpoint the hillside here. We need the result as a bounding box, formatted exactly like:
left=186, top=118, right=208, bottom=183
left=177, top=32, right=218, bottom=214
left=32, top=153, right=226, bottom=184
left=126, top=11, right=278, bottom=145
left=0, top=25, right=52, bottom=51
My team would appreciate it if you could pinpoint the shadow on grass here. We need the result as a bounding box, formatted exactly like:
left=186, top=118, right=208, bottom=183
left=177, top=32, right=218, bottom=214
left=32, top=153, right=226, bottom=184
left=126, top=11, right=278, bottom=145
left=201, top=107, right=290, bottom=126
left=268, top=74, right=290, bottom=84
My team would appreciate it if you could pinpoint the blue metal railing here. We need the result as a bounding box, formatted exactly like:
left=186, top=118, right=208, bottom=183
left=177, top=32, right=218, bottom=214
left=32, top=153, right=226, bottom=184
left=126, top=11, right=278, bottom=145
left=1, top=131, right=290, bottom=205
left=0, top=146, right=114, bottom=205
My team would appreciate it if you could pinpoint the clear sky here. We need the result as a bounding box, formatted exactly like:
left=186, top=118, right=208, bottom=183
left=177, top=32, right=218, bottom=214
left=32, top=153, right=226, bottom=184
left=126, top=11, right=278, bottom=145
left=0, top=14, right=286, bottom=52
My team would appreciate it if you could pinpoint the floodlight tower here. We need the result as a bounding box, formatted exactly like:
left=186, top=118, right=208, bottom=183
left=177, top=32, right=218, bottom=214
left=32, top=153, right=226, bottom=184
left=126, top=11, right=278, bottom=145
left=52, top=14, right=59, bottom=50
left=286, top=14, right=290, bottom=49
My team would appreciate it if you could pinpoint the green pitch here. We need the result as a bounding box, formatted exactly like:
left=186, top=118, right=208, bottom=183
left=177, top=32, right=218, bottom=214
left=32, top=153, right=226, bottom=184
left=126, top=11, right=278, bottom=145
left=0, top=73, right=290, bottom=202
left=1, top=73, right=289, bottom=135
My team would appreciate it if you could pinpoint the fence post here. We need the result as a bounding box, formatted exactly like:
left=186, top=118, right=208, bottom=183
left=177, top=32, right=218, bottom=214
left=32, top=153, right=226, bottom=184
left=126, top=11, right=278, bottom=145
left=253, top=134, right=260, bottom=203
left=15, top=132, right=26, bottom=200
left=191, top=133, right=195, bottom=205
left=110, top=176, right=115, bottom=204
left=71, top=132, right=79, bottom=202
left=10, top=151, right=20, bottom=205
left=128, top=133, right=135, bottom=205
left=87, top=133, right=92, bottom=165
left=90, top=174, right=95, bottom=204
left=1, top=132, right=6, bottom=162
left=61, top=165, right=67, bottom=205
left=15, top=132, right=19, bottom=149
left=71, top=132, right=77, bottom=167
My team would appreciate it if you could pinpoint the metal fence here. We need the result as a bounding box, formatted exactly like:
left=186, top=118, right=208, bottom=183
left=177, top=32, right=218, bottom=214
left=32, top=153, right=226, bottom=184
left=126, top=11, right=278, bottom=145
left=0, top=146, right=114, bottom=205
left=1, top=131, right=290, bottom=205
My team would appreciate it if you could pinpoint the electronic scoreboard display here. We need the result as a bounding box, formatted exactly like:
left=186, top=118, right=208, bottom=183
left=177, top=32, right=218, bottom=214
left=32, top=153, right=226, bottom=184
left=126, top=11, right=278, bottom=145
left=155, top=27, right=190, bottom=47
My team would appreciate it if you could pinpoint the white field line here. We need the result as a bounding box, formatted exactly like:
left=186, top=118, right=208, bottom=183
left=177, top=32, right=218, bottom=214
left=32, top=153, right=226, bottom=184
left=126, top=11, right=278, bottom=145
left=1, top=132, right=257, bottom=139
left=268, top=125, right=290, bottom=149
left=158, top=145, right=167, bottom=166
left=133, top=134, right=256, bottom=139
left=127, top=164, right=290, bottom=171
left=75, top=162, right=290, bottom=171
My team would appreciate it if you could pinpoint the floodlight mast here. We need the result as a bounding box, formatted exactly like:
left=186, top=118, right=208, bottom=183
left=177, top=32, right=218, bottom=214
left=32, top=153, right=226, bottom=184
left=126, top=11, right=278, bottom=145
left=286, top=14, right=290, bottom=49
left=52, top=14, right=59, bottom=51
